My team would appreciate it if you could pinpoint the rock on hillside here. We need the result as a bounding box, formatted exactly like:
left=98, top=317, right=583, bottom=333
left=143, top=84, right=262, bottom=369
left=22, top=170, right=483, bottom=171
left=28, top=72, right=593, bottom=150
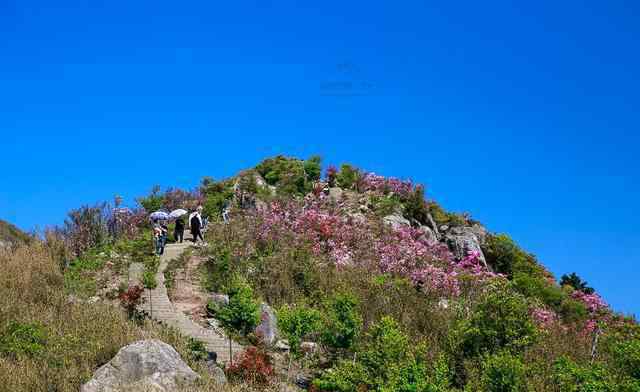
left=81, top=340, right=199, bottom=392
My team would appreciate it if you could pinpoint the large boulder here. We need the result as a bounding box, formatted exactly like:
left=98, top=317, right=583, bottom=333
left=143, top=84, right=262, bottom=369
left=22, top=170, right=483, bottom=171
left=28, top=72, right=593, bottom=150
left=255, top=303, right=278, bottom=345
left=445, top=226, right=487, bottom=267
left=81, top=340, right=199, bottom=392
left=383, top=214, right=411, bottom=230
left=417, top=225, right=438, bottom=245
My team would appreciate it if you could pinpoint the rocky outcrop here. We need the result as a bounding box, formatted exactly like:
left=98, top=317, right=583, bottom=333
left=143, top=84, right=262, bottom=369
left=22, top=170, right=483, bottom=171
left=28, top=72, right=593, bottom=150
left=383, top=214, right=411, bottom=230
left=80, top=340, right=199, bottom=392
left=255, top=303, right=278, bottom=345
left=205, top=361, right=227, bottom=385
left=445, top=226, right=487, bottom=267
left=417, top=225, right=438, bottom=245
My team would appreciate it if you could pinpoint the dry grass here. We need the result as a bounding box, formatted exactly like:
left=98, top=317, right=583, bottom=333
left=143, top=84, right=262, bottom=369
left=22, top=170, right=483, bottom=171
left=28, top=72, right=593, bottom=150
left=0, top=243, right=283, bottom=392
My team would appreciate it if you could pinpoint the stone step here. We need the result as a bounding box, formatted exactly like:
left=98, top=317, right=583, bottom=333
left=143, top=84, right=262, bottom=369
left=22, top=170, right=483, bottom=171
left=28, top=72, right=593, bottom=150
left=137, top=234, right=242, bottom=365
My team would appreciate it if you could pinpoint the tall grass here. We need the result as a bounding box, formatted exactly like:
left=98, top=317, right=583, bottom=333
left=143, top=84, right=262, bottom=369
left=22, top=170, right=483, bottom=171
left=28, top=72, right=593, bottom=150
left=0, top=243, right=274, bottom=391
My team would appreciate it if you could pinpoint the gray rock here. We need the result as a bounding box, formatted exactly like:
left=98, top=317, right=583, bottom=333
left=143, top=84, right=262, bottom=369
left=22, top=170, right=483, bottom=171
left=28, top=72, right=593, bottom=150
left=328, top=187, right=343, bottom=202
left=295, top=373, right=313, bottom=389
left=417, top=225, right=438, bottom=245
left=80, top=340, right=199, bottom=392
left=438, top=299, right=450, bottom=310
left=445, top=226, right=487, bottom=267
left=300, top=341, right=319, bottom=355
left=210, top=293, right=229, bottom=307
left=205, top=361, right=227, bottom=385
left=468, top=224, right=489, bottom=246
left=383, top=214, right=411, bottom=230
left=255, top=303, right=278, bottom=345
left=275, top=340, right=290, bottom=351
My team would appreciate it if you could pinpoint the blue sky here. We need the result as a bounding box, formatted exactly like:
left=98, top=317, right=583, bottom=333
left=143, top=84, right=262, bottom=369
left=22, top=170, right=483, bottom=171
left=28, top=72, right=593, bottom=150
left=1, top=1, right=638, bottom=315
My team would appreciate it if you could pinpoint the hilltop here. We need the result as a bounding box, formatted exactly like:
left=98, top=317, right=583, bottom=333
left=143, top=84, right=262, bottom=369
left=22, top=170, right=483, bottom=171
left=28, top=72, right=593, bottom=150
left=0, top=155, right=638, bottom=392
left=0, top=219, right=31, bottom=249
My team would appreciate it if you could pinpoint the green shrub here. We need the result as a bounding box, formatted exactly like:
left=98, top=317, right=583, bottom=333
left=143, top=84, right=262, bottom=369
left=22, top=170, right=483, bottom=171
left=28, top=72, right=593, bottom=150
left=137, top=185, right=165, bottom=212
left=371, top=195, right=402, bottom=217
left=321, top=293, right=362, bottom=352
left=201, top=179, right=234, bottom=219
left=314, top=317, right=450, bottom=392
left=454, top=284, right=536, bottom=358
left=0, top=321, right=47, bottom=359
left=402, top=185, right=430, bottom=224
left=335, top=164, right=361, bottom=190
left=512, top=272, right=564, bottom=309
left=613, top=338, right=640, bottom=380
left=277, top=304, right=322, bottom=354
left=304, top=155, right=322, bottom=182
left=218, top=277, right=260, bottom=336
left=553, top=357, right=621, bottom=392
left=186, top=337, right=209, bottom=362
left=202, top=245, right=234, bottom=293
left=560, top=272, right=595, bottom=295
left=255, top=155, right=320, bottom=195
left=479, top=351, right=526, bottom=392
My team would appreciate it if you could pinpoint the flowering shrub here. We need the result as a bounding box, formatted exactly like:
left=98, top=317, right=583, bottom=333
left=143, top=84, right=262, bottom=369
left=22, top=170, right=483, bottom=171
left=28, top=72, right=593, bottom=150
left=226, top=346, right=275, bottom=385
left=361, top=172, right=413, bottom=198
left=531, top=307, right=558, bottom=329
left=252, top=196, right=499, bottom=298
left=118, top=285, right=144, bottom=319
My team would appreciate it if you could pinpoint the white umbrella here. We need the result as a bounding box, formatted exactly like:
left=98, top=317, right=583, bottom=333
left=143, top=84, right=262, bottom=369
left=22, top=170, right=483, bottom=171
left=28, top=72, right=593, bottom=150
left=170, top=209, right=188, bottom=218
left=149, top=211, right=169, bottom=221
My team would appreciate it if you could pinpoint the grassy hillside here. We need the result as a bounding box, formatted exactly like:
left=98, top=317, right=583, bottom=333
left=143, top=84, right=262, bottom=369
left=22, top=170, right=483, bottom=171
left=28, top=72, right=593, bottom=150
left=1, top=155, right=638, bottom=392
left=0, top=219, right=31, bottom=248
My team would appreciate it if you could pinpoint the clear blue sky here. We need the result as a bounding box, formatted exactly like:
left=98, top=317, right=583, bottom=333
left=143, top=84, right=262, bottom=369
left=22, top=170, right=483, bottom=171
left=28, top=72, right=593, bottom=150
left=1, top=1, right=638, bottom=316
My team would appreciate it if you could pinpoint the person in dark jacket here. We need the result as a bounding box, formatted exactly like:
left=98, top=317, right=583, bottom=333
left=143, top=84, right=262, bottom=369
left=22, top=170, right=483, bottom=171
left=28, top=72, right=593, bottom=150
left=190, top=211, right=203, bottom=243
left=174, top=217, right=185, bottom=243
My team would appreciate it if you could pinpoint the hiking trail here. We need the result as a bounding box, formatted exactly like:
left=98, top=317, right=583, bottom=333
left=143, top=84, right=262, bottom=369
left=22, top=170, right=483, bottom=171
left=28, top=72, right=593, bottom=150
left=138, top=235, right=242, bottom=364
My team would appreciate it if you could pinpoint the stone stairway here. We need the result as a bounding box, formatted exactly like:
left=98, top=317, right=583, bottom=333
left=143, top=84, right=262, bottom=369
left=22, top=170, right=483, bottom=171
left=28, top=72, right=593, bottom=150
left=138, top=237, right=243, bottom=364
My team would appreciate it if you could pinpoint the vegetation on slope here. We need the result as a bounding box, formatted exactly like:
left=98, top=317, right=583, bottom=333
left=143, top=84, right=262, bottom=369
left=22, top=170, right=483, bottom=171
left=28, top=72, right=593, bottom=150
left=1, top=154, right=638, bottom=392
left=0, top=219, right=32, bottom=248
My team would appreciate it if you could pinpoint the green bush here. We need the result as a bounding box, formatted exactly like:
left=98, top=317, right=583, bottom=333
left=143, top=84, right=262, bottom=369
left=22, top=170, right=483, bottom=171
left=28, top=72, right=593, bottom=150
left=137, top=185, right=165, bottom=212
left=321, top=293, right=362, bottom=352
left=613, top=338, right=640, bottom=380
left=402, top=185, right=430, bottom=224
left=335, top=164, right=361, bottom=190
left=552, top=356, right=628, bottom=392
left=0, top=321, right=47, bottom=359
left=314, top=317, right=450, bottom=392
left=454, top=284, right=537, bottom=358
left=304, top=155, right=322, bottom=182
left=217, top=277, right=260, bottom=336
left=479, top=351, right=526, bottom=392
left=186, top=337, right=209, bottom=362
left=255, top=155, right=320, bottom=195
left=560, top=272, right=595, bottom=295
left=277, top=304, right=322, bottom=354
left=201, top=179, right=234, bottom=219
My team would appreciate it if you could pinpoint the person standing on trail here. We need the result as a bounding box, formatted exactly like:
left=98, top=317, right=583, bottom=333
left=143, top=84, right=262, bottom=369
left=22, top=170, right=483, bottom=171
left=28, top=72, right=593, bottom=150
left=222, top=200, right=230, bottom=223
left=159, top=221, right=168, bottom=255
left=190, top=208, right=204, bottom=243
left=153, top=221, right=163, bottom=255
left=174, top=216, right=185, bottom=243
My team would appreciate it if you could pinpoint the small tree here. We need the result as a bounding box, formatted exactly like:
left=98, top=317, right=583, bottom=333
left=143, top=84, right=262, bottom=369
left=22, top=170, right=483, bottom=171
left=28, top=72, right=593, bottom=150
left=218, top=278, right=260, bottom=337
left=321, top=293, right=362, bottom=352
left=560, top=272, right=595, bottom=295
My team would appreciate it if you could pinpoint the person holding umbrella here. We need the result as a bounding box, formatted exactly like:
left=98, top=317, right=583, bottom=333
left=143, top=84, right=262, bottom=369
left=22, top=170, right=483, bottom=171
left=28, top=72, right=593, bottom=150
left=190, top=206, right=204, bottom=243
left=170, top=209, right=187, bottom=243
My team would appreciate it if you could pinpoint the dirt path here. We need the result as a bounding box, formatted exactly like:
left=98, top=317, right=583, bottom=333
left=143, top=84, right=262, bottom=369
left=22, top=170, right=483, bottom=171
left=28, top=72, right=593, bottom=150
left=139, top=235, right=242, bottom=364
